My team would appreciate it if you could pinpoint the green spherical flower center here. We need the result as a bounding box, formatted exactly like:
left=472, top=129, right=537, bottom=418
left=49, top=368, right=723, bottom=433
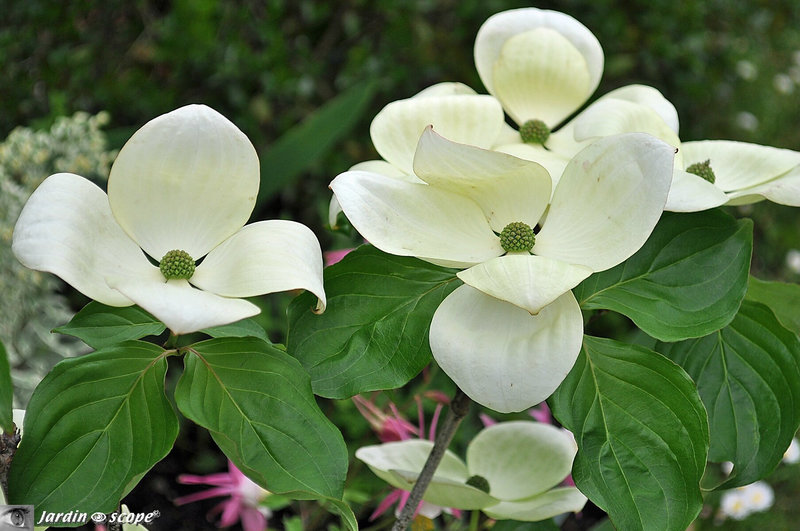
left=465, top=474, right=491, bottom=493
left=519, top=119, right=551, bottom=145
left=686, top=159, right=716, bottom=184
left=500, top=221, right=535, bottom=253
left=159, top=249, right=196, bottom=280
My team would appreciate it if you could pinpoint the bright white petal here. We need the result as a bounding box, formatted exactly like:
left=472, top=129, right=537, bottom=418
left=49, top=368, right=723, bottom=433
left=108, top=105, right=259, bottom=260
left=665, top=170, right=729, bottom=212
left=726, top=164, right=800, bottom=206
left=601, top=84, right=680, bottom=133
left=492, top=143, right=571, bottom=197
left=370, top=94, right=505, bottom=174
left=12, top=173, right=155, bottom=306
left=430, top=286, right=584, bottom=413
left=467, top=422, right=576, bottom=500
left=413, top=82, right=479, bottom=97
left=681, top=140, right=800, bottom=192
left=330, top=170, right=502, bottom=267
left=483, top=487, right=588, bottom=521
left=348, top=159, right=410, bottom=179
left=108, top=276, right=260, bottom=335
left=534, top=133, right=674, bottom=271
left=458, top=255, right=591, bottom=314
left=356, top=440, right=496, bottom=509
left=475, top=8, right=603, bottom=97
left=328, top=194, right=343, bottom=229
left=492, top=28, right=593, bottom=127
left=13, top=409, right=25, bottom=438
left=414, top=128, right=551, bottom=231
left=572, top=98, right=681, bottom=148
left=192, top=220, right=326, bottom=312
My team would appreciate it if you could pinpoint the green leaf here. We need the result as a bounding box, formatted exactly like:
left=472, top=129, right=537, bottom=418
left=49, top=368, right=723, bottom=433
left=549, top=336, right=709, bottom=531
left=8, top=342, right=178, bottom=523
left=287, top=245, right=461, bottom=398
left=575, top=210, right=752, bottom=341
left=0, top=340, right=12, bottom=434
left=202, top=317, right=269, bottom=342
left=174, top=337, right=349, bottom=501
left=53, top=301, right=166, bottom=349
left=657, top=300, right=800, bottom=489
left=256, top=80, right=377, bottom=206
left=746, top=276, right=800, bottom=335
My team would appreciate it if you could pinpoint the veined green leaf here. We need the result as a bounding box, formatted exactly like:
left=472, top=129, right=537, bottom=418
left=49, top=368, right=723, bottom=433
left=549, top=336, right=708, bottom=531
left=175, top=337, right=349, bottom=502
left=657, top=300, right=800, bottom=489
left=53, top=301, right=165, bottom=349
left=202, top=317, right=269, bottom=342
left=575, top=210, right=752, bottom=341
left=746, top=276, right=800, bottom=335
left=256, top=80, right=377, bottom=206
left=7, top=342, right=178, bottom=524
left=0, top=340, right=12, bottom=434
left=287, top=245, right=461, bottom=398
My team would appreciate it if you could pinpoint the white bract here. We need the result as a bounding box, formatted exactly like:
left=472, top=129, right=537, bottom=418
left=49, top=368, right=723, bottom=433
left=356, top=421, right=587, bottom=521
left=13, top=105, right=326, bottom=335
left=331, top=127, right=674, bottom=412
left=572, top=97, right=800, bottom=211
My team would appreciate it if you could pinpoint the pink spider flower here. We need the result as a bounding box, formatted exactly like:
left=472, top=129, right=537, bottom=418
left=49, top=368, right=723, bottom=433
left=175, top=460, right=272, bottom=530
left=353, top=393, right=462, bottom=521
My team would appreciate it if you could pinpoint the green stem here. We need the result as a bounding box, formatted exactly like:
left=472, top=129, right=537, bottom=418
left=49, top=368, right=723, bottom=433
left=392, top=387, right=471, bottom=531
left=164, top=332, right=179, bottom=349
left=468, top=509, right=480, bottom=531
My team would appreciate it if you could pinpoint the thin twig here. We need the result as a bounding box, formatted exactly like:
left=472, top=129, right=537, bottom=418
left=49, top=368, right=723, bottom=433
left=392, top=387, right=471, bottom=531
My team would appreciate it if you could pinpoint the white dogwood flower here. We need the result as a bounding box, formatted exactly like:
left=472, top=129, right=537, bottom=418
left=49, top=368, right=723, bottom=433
left=331, top=128, right=674, bottom=412
left=356, top=421, right=586, bottom=520
left=13, top=105, right=326, bottom=335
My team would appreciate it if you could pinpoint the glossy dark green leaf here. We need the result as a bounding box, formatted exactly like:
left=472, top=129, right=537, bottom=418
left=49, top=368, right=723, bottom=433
left=549, top=336, right=708, bottom=531
left=575, top=210, right=752, bottom=341
left=287, top=245, right=461, bottom=398
left=202, top=317, right=269, bottom=342
left=53, top=301, right=165, bottom=349
left=746, top=276, right=800, bottom=335
left=256, top=80, right=377, bottom=205
left=175, top=337, right=349, bottom=502
left=0, top=340, right=12, bottom=434
left=657, top=300, right=800, bottom=489
left=8, top=342, right=178, bottom=523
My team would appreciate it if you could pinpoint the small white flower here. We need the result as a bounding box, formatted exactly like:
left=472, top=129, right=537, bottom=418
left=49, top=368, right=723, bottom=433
left=13, top=105, right=326, bottom=335
left=741, top=481, right=774, bottom=512
left=786, top=251, right=800, bottom=275
left=783, top=437, right=800, bottom=463
left=774, top=73, right=795, bottom=95
left=735, top=111, right=759, bottom=132
left=720, top=489, right=751, bottom=520
left=736, top=60, right=758, bottom=80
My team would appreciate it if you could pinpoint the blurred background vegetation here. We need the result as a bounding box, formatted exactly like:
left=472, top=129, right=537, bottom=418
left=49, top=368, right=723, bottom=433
left=2, top=1, right=800, bottom=529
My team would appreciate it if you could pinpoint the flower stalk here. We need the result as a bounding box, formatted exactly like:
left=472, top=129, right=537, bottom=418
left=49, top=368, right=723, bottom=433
left=392, top=387, right=471, bottom=531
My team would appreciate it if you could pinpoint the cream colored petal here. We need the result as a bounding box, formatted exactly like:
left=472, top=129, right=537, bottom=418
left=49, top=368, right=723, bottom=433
left=356, top=440, right=496, bottom=509
left=12, top=173, right=155, bottom=306
left=726, top=164, right=800, bottom=206
left=467, top=422, right=576, bottom=500
left=413, top=128, right=551, bottom=231
left=572, top=98, right=681, bottom=148
left=370, top=94, right=505, bottom=174
left=493, top=143, right=571, bottom=196
left=601, top=84, right=680, bottom=133
left=328, top=194, right=343, bottom=229
left=681, top=140, right=800, bottom=192
left=475, top=7, right=603, bottom=96
left=192, top=220, right=325, bottom=312
left=545, top=122, right=593, bottom=160
left=108, top=276, right=260, bottom=335
left=492, top=28, right=594, bottom=127
left=13, top=409, right=25, bottom=438
left=330, top=170, right=502, bottom=267
left=483, top=487, right=588, bottom=521
left=665, top=170, right=729, bottom=212
left=348, top=159, right=411, bottom=179
left=534, top=133, right=674, bottom=272
left=108, top=105, right=259, bottom=260
left=430, top=286, right=583, bottom=414
left=458, top=255, right=592, bottom=314
left=413, top=82, right=479, bottom=97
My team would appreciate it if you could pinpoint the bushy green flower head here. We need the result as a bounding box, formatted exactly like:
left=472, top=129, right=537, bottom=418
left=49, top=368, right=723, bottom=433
left=686, top=159, right=716, bottom=184
left=500, top=221, right=535, bottom=252
left=466, top=474, right=491, bottom=493
left=519, top=119, right=550, bottom=145
left=159, top=249, right=196, bottom=280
